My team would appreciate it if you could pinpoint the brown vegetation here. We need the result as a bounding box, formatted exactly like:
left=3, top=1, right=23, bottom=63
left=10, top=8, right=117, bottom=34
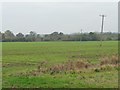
left=100, top=55, right=118, bottom=66
left=48, top=60, right=92, bottom=74
left=16, top=55, right=119, bottom=76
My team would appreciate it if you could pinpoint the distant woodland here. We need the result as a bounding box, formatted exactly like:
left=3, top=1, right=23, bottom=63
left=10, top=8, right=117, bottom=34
left=0, top=30, right=119, bottom=42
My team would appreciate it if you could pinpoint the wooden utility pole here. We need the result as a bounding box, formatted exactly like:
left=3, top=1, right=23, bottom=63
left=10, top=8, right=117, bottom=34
left=99, top=15, right=106, bottom=47
left=80, top=29, right=82, bottom=41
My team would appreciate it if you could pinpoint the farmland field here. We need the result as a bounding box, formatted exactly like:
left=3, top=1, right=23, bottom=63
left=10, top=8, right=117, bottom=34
left=2, top=41, right=119, bottom=88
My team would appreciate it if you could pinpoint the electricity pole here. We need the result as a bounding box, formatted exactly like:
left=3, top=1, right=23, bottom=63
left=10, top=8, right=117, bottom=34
left=99, top=15, right=106, bottom=47
left=80, top=29, right=82, bottom=41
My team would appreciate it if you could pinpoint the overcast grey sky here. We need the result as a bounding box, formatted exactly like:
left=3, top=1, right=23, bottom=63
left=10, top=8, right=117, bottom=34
left=2, top=2, right=118, bottom=34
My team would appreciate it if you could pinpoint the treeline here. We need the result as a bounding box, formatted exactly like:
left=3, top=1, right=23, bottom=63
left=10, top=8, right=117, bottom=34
left=0, top=30, right=119, bottom=42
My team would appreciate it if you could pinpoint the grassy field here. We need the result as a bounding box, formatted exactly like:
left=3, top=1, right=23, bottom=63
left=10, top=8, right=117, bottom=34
left=2, top=41, right=118, bottom=88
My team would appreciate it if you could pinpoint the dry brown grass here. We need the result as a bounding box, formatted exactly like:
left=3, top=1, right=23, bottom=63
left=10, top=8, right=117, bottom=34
left=48, top=60, right=92, bottom=74
left=100, top=55, right=118, bottom=66
left=17, top=55, right=119, bottom=76
left=100, top=64, right=114, bottom=71
left=22, top=60, right=92, bottom=76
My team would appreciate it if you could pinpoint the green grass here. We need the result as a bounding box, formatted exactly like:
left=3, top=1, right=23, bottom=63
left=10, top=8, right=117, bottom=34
left=2, top=41, right=118, bottom=88
left=2, top=70, right=118, bottom=88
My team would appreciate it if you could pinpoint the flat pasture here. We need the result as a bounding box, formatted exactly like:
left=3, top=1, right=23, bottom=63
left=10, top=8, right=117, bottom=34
left=2, top=41, right=118, bottom=88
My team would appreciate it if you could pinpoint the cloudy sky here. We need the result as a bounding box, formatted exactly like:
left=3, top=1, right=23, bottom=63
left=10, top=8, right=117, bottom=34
left=1, top=1, right=118, bottom=34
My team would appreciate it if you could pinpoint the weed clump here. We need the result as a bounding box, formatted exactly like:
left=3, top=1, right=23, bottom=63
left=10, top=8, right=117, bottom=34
left=94, top=68, right=100, bottom=72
